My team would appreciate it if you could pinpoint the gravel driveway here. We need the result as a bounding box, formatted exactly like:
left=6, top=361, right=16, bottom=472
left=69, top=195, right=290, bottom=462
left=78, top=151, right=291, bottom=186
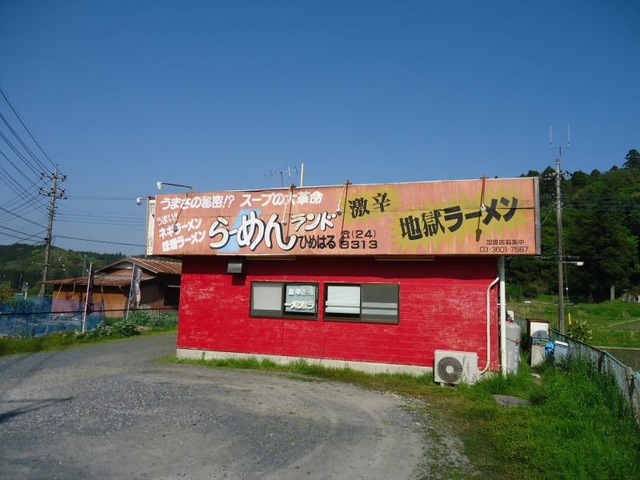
left=0, top=333, right=430, bottom=479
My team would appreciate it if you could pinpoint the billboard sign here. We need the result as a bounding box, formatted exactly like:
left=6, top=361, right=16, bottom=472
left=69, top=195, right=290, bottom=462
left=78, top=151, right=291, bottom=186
left=150, top=177, right=540, bottom=257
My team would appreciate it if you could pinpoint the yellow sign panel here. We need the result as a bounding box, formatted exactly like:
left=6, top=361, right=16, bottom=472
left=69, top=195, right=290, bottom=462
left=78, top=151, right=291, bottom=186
left=150, top=177, right=540, bottom=257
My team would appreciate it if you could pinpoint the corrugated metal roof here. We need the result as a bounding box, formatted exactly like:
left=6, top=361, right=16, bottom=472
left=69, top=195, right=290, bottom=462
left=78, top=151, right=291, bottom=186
left=42, top=256, right=181, bottom=287
left=98, top=256, right=182, bottom=275
left=42, top=272, right=153, bottom=287
left=130, top=257, right=182, bottom=275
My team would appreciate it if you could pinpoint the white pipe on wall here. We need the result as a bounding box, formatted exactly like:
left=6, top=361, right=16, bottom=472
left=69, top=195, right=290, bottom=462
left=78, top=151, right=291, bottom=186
left=480, top=275, right=500, bottom=374
left=499, top=256, right=507, bottom=377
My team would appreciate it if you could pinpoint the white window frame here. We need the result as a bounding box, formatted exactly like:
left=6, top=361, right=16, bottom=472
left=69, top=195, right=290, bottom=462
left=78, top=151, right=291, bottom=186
left=324, top=283, right=399, bottom=324
left=250, top=281, right=318, bottom=319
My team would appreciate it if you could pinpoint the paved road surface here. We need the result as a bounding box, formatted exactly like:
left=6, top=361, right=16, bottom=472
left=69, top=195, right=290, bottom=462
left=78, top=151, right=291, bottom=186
left=0, top=333, right=429, bottom=479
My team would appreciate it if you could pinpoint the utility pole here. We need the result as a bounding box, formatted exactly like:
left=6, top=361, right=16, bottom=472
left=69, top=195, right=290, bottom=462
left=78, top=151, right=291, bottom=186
left=555, top=156, right=565, bottom=334
left=38, top=166, right=66, bottom=297
left=551, top=126, right=569, bottom=335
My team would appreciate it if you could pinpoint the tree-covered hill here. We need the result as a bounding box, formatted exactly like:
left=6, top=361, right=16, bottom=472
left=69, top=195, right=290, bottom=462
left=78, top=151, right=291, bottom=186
left=0, top=244, right=124, bottom=295
left=507, top=149, right=640, bottom=302
left=2, top=150, right=639, bottom=302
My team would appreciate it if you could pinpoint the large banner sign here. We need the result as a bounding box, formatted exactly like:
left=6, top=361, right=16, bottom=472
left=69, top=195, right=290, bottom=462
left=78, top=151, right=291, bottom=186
left=149, top=177, right=540, bottom=257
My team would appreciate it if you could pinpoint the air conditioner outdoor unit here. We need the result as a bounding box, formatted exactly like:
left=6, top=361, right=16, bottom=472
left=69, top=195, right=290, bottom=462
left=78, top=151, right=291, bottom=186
left=434, top=350, right=480, bottom=385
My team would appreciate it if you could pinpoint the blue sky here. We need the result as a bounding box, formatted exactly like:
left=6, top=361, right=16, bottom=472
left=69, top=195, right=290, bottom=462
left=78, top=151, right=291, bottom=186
left=0, top=0, right=638, bottom=256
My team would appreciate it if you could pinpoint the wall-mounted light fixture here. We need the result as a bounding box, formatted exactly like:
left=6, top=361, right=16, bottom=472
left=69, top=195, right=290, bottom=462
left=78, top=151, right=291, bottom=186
left=227, top=257, right=245, bottom=274
left=156, top=181, right=194, bottom=192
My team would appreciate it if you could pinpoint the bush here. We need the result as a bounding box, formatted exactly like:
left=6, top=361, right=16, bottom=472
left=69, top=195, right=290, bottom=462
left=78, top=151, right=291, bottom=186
left=567, top=318, right=594, bottom=342
left=127, top=305, right=177, bottom=328
left=76, top=320, right=139, bottom=340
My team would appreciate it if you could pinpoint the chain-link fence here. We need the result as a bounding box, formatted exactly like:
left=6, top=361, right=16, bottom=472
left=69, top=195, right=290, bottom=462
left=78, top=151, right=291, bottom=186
left=516, top=312, right=640, bottom=426
left=0, top=298, right=177, bottom=338
left=548, top=330, right=640, bottom=426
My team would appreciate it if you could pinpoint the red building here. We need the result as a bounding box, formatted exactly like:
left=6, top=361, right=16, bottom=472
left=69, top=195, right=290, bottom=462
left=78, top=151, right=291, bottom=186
left=149, top=177, right=539, bottom=382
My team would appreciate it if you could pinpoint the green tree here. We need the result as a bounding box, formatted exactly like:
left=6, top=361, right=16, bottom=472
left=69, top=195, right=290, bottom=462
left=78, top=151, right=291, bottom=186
left=561, top=163, right=640, bottom=300
left=507, top=149, right=640, bottom=301
left=623, top=148, right=640, bottom=169
left=570, top=170, right=589, bottom=189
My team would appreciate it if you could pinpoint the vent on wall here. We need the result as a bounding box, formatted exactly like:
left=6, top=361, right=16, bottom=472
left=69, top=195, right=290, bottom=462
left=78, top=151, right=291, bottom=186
left=434, top=350, right=480, bottom=385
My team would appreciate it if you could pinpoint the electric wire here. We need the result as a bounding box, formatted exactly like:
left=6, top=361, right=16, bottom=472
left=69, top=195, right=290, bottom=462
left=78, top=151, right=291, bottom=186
left=65, top=195, right=139, bottom=201
left=58, top=201, right=145, bottom=227
left=0, top=146, right=47, bottom=193
left=54, top=234, right=144, bottom=248
left=0, top=110, right=50, bottom=175
left=0, top=86, right=58, bottom=172
left=0, top=131, right=45, bottom=178
left=0, top=141, right=49, bottom=228
left=0, top=205, right=47, bottom=228
left=56, top=217, right=143, bottom=227
left=0, top=223, right=46, bottom=239
left=0, top=230, right=44, bottom=244
left=0, top=87, right=67, bottom=261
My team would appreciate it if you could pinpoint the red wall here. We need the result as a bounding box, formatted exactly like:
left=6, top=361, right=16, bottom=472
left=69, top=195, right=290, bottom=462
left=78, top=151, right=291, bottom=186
left=177, top=256, right=500, bottom=371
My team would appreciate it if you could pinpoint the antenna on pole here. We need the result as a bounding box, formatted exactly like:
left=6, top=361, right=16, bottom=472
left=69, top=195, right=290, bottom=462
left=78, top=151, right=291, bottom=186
left=550, top=124, right=570, bottom=159
left=550, top=124, right=570, bottom=335
left=265, top=164, right=298, bottom=187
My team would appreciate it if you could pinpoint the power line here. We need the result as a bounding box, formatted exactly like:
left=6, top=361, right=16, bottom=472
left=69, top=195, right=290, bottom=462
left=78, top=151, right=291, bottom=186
left=0, top=86, right=58, bottom=172
left=55, top=234, right=144, bottom=248
left=56, top=217, right=143, bottom=227
left=0, top=110, right=50, bottom=175
left=0, top=205, right=46, bottom=228
left=0, top=223, right=46, bottom=238
left=57, top=202, right=145, bottom=227
left=0, top=143, right=47, bottom=189
left=0, top=230, right=44, bottom=244
left=65, top=195, right=140, bottom=201
left=0, top=166, right=47, bottom=214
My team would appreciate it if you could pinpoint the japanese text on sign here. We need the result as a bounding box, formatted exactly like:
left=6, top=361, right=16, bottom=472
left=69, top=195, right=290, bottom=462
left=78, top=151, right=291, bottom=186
left=150, top=178, right=539, bottom=256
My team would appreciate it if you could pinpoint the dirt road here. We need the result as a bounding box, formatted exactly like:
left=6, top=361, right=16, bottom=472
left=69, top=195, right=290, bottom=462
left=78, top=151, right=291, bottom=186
left=0, top=333, right=430, bottom=479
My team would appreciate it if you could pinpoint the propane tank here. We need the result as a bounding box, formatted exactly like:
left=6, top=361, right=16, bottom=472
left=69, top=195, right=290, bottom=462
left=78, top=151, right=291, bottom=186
left=505, top=319, right=521, bottom=374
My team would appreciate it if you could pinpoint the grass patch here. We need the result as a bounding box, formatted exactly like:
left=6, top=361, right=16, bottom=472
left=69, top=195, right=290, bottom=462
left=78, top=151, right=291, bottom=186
left=0, top=326, right=177, bottom=356
left=0, top=330, right=80, bottom=355
left=512, top=298, right=640, bottom=348
left=172, top=354, right=640, bottom=480
left=0, top=312, right=178, bottom=356
left=442, top=360, right=638, bottom=479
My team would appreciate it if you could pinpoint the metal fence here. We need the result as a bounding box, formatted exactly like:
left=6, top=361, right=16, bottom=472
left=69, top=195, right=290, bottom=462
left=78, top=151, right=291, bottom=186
left=1, top=297, right=91, bottom=337
left=548, top=330, right=640, bottom=425
left=515, top=314, right=640, bottom=425
left=0, top=297, right=177, bottom=337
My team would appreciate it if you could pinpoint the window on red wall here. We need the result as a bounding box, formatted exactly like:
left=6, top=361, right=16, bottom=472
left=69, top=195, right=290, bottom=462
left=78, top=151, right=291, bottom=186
left=250, top=281, right=318, bottom=320
left=324, top=283, right=399, bottom=324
